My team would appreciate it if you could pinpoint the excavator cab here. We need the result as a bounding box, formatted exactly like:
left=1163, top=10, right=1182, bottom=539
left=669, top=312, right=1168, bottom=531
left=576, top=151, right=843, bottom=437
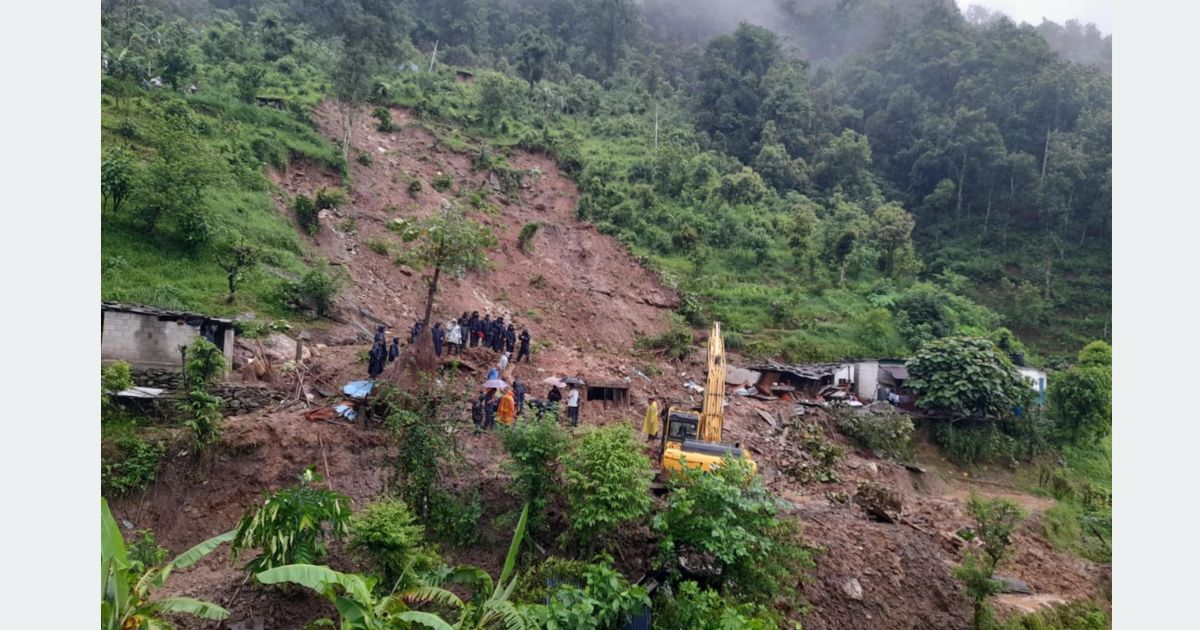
left=659, top=408, right=756, bottom=474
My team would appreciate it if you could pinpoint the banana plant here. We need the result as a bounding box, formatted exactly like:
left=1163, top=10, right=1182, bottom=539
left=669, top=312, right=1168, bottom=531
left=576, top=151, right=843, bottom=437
left=102, top=498, right=235, bottom=630
left=256, top=504, right=531, bottom=630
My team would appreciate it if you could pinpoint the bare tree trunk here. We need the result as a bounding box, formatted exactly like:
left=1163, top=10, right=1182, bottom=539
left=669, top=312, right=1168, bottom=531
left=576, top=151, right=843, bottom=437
left=1078, top=222, right=1088, bottom=247
left=956, top=149, right=967, bottom=223
left=422, top=264, right=441, bottom=331
left=1041, top=124, right=1052, bottom=182
left=1043, top=258, right=1053, bottom=300
left=428, top=40, right=439, bottom=72
left=838, top=261, right=848, bottom=287
left=982, top=189, right=993, bottom=238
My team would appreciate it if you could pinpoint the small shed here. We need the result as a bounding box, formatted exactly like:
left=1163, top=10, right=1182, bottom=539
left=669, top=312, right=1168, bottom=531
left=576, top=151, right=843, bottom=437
left=101, top=302, right=235, bottom=371
left=584, top=378, right=631, bottom=408
left=1017, top=367, right=1048, bottom=405
left=852, top=359, right=910, bottom=402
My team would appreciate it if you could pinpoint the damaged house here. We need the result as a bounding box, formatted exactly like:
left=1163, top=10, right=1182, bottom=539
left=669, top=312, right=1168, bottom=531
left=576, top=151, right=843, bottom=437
left=101, top=302, right=235, bottom=371
left=743, top=361, right=853, bottom=399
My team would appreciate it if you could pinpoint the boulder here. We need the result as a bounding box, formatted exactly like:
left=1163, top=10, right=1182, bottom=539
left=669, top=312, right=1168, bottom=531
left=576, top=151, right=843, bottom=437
left=841, top=577, right=864, bottom=601
left=854, top=481, right=903, bottom=523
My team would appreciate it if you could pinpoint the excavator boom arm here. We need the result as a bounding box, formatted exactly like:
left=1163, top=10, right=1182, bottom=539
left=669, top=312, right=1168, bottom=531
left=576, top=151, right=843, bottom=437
left=698, top=321, right=725, bottom=443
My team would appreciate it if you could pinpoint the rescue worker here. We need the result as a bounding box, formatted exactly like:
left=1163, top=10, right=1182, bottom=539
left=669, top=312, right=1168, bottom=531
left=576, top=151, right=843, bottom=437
left=498, top=388, right=516, bottom=426
left=480, top=314, right=493, bottom=348
left=504, top=324, right=517, bottom=353
left=516, top=329, right=532, bottom=363
left=388, top=337, right=400, bottom=362
left=643, top=397, right=661, bottom=440
left=447, top=319, right=463, bottom=355
left=368, top=340, right=387, bottom=378
left=513, top=379, right=527, bottom=416
left=468, top=311, right=481, bottom=347
left=432, top=321, right=444, bottom=356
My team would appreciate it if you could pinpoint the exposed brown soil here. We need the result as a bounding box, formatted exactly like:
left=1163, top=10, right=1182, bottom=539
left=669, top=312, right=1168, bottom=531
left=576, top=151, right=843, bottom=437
left=110, top=103, right=1109, bottom=630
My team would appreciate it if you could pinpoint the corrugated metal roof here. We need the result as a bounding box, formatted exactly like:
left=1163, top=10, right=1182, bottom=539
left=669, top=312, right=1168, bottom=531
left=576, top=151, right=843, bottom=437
left=101, top=302, right=234, bottom=325
left=744, top=360, right=847, bottom=380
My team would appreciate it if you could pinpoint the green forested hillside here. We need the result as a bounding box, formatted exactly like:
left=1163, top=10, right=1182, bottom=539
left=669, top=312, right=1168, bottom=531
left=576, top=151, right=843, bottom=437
left=101, top=0, right=1110, bottom=362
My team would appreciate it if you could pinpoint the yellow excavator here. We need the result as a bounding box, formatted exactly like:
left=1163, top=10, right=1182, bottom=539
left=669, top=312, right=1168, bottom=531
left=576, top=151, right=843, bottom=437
left=659, top=321, right=758, bottom=475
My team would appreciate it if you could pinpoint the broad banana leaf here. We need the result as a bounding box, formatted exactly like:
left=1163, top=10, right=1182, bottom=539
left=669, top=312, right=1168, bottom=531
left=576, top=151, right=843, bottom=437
left=397, top=586, right=464, bottom=610
left=443, top=566, right=493, bottom=597
left=146, top=528, right=236, bottom=590
left=474, top=601, right=527, bottom=630
left=143, top=596, right=231, bottom=621
left=495, top=504, right=529, bottom=596
left=396, top=611, right=456, bottom=630
left=256, top=564, right=373, bottom=605
left=102, top=498, right=131, bottom=630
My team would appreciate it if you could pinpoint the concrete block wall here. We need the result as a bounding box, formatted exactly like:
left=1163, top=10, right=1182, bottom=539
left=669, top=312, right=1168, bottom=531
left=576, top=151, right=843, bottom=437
left=102, top=311, right=203, bottom=369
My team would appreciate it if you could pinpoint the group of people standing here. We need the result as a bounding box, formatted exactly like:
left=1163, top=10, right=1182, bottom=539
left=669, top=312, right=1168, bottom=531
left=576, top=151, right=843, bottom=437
left=471, top=379, right=582, bottom=432
left=367, top=311, right=537, bottom=378
left=367, top=325, right=399, bottom=378
left=405, top=312, right=533, bottom=362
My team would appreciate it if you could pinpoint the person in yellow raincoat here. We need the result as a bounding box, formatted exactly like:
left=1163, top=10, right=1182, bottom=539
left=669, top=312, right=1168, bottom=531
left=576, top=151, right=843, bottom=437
left=642, top=397, right=660, bottom=439
left=497, top=388, right=517, bottom=426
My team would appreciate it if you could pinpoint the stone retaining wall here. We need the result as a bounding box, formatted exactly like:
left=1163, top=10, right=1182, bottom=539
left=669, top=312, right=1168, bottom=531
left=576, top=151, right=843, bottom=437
left=130, top=369, right=286, bottom=417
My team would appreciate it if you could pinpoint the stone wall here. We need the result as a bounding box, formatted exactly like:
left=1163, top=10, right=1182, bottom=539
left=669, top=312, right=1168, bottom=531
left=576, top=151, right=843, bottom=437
left=129, top=368, right=286, bottom=417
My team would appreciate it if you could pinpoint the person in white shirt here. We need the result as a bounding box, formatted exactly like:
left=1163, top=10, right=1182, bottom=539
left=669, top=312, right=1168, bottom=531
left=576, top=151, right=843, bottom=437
left=566, top=383, right=581, bottom=426
left=498, top=351, right=510, bottom=370
left=446, top=319, right=463, bottom=355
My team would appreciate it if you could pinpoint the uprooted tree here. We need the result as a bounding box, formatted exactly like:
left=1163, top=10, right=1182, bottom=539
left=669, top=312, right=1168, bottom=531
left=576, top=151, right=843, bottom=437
left=386, top=202, right=495, bottom=381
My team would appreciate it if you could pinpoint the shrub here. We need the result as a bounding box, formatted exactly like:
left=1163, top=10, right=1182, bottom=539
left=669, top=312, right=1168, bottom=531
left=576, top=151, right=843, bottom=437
left=431, top=173, right=454, bottom=192
left=101, top=361, right=133, bottom=410
left=127, top=528, right=169, bottom=574
left=428, top=489, right=483, bottom=548
left=561, top=425, right=653, bottom=550
left=522, top=556, right=651, bottom=630
left=314, top=186, right=348, bottom=209
left=349, top=498, right=440, bottom=591
left=357, top=151, right=374, bottom=166
left=408, top=179, right=423, bottom=196
left=995, top=600, right=1108, bottom=630
left=783, top=421, right=843, bottom=484
left=282, top=260, right=343, bottom=318
left=185, top=337, right=226, bottom=388
left=177, top=388, right=223, bottom=449
left=501, top=416, right=568, bottom=533
left=102, top=432, right=164, bottom=496
left=636, top=324, right=693, bottom=361
left=365, top=238, right=390, bottom=256
left=833, top=407, right=914, bottom=459
left=384, top=388, right=482, bottom=547
left=231, top=466, right=351, bottom=574
left=906, top=336, right=1031, bottom=420
left=372, top=106, right=398, bottom=132
left=654, top=456, right=813, bottom=606
left=117, top=118, right=138, bottom=138
left=966, top=493, right=1026, bottom=571
left=293, top=193, right=318, bottom=235
left=932, top=420, right=1018, bottom=467
left=1048, top=366, right=1111, bottom=446
left=955, top=550, right=1001, bottom=630
left=652, top=580, right=780, bottom=630
left=517, top=222, right=540, bottom=254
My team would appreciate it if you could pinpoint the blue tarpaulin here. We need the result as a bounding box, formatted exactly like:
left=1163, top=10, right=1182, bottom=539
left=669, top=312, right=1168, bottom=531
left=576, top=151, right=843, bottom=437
left=343, top=380, right=373, bottom=399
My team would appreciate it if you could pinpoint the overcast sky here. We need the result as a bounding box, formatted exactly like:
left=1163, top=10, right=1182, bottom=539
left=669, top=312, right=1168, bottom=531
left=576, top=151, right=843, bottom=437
left=956, top=1, right=1112, bottom=33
